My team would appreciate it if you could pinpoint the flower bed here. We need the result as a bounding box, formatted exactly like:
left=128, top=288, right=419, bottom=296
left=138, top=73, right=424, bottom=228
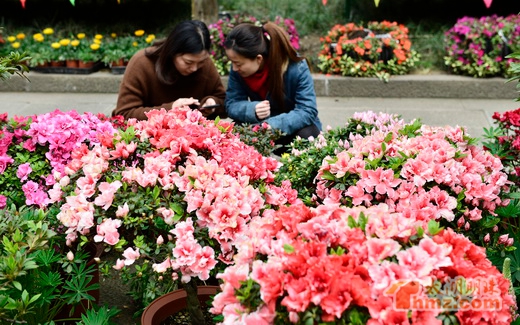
left=0, top=27, right=155, bottom=73
left=444, top=14, right=520, bottom=78
left=212, top=203, right=516, bottom=324
left=49, top=107, right=299, bottom=313
left=317, top=21, right=421, bottom=81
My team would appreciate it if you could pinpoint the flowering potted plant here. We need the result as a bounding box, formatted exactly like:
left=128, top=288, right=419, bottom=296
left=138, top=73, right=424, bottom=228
left=211, top=202, right=516, bottom=324
left=208, top=14, right=300, bottom=76
left=317, top=21, right=421, bottom=81
left=0, top=109, right=120, bottom=209
left=51, top=107, right=299, bottom=321
left=444, top=14, right=520, bottom=78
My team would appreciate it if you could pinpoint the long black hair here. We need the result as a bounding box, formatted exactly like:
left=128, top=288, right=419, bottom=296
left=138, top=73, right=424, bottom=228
left=146, top=20, right=211, bottom=84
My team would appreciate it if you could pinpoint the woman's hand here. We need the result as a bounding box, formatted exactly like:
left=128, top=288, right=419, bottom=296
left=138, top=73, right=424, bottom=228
left=255, top=100, right=271, bottom=120
left=172, top=97, right=199, bottom=109
left=199, top=98, right=217, bottom=117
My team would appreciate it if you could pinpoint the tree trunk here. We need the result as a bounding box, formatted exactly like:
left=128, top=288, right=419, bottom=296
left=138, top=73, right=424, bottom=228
left=191, top=0, right=219, bottom=25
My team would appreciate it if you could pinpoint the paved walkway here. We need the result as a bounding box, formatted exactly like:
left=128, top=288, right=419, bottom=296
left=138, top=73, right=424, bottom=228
left=1, top=92, right=518, bottom=141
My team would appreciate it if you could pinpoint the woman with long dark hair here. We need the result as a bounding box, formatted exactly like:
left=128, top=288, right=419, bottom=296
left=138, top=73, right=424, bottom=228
left=224, top=22, right=322, bottom=152
left=113, top=20, right=225, bottom=120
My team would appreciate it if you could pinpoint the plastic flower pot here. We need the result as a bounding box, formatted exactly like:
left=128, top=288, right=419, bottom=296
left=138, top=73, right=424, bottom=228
left=141, top=285, right=219, bottom=325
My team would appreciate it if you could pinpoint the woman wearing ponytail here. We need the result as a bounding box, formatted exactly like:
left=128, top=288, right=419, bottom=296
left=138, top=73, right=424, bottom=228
left=224, top=22, right=322, bottom=154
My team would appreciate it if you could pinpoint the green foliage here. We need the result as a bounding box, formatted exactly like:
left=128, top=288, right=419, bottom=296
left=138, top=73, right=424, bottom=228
left=232, top=123, right=284, bottom=157
left=0, top=51, right=30, bottom=81
left=218, top=0, right=347, bottom=35
left=0, top=205, right=114, bottom=324
left=506, top=52, right=520, bottom=102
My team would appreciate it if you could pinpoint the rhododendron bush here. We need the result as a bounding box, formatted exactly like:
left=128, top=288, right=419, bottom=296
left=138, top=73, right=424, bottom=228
left=50, top=107, right=299, bottom=314
left=211, top=202, right=516, bottom=324
left=278, top=111, right=513, bottom=252
left=0, top=110, right=119, bottom=209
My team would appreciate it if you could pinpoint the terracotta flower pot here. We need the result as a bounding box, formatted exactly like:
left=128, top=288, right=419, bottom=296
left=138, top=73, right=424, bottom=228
left=50, top=60, right=66, bottom=67
left=141, top=285, right=219, bottom=325
left=78, top=61, right=95, bottom=69
left=66, top=59, right=79, bottom=68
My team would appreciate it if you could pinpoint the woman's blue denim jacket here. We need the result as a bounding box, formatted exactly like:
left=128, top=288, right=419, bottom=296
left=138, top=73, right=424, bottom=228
left=225, top=59, right=322, bottom=136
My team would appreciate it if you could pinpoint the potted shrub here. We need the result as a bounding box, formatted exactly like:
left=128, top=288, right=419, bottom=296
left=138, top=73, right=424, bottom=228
left=317, top=21, right=421, bottom=81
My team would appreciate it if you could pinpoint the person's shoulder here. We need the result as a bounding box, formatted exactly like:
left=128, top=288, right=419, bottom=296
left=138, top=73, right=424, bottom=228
left=288, top=59, right=310, bottom=73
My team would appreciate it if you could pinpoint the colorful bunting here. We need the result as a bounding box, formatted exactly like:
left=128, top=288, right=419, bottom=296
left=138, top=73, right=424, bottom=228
left=20, top=0, right=26, bottom=9
left=70, top=0, right=75, bottom=5
left=374, top=0, right=380, bottom=7
left=322, top=0, right=327, bottom=5
left=483, top=0, right=493, bottom=8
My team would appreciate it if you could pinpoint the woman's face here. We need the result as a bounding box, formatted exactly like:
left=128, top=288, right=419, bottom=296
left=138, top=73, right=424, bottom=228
left=225, top=49, right=263, bottom=78
left=174, top=51, right=209, bottom=76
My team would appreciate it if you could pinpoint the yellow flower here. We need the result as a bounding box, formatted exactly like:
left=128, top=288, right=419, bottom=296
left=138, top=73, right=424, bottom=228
left=77, top=33, right=86, bottom=39
left=59, top=39, right=71, bottom=46
left=51, top=42, right=61, bottom=49
left=71, top=40, right=80, bottom=47
left=90, top=43, right=100, bottom=51
left=33, top=33, right=44, bottom=42
left=145, top=35, right=155, bottom=43
left=7, top=36, right=16, bottom=43
left=12, top=42, right=21, bottom=49
left=43, top=28, right=54, bottom=35
left=93, top=38, right=102, bottom=45
left=110, top=33, right=117, bottom=38
left=95, top=34, right=103, bottom=40
left=132, top=41, right=138, bottom=47
left=16, top=33, right=26, bottom=40
left=134, top=30, right=145, bottom=37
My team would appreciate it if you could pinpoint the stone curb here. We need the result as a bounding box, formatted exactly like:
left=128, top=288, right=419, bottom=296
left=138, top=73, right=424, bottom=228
left=1, top=71, right=518, bottom=99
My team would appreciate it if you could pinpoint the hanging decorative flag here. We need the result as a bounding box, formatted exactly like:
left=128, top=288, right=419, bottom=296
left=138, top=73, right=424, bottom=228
left=483, top=0, right=492, bottom=8
left=374, top=0, right=381, bottom=7
left=118, top=0, right=121, bottom=3
left=20, top=0, right=26, bottom=9
left=322, top=0, right=327, bottom=5
left=70, top=0, right=75, bottom=5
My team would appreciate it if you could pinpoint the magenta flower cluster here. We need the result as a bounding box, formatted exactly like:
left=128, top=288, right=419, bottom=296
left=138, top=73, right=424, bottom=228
left=0, top=110, right=117, bottom=209
left=444, top=14, right=520, bottom=77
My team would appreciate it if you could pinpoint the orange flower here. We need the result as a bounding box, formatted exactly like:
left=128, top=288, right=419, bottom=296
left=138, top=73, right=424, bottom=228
left=336, top=44, right=343, bottom=56
left=354, top=46, right=364, bottom=56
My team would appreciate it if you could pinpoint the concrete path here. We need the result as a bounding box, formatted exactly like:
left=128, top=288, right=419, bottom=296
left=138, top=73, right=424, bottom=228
left=1, top=91, right=519, bottom=141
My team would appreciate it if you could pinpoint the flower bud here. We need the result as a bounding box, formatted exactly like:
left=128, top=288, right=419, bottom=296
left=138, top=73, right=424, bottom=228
left=67, top=251, right=74, bottom=261
left=498, top=234, right=509, bottom=245
left=484, top=233, right=490, bottom=243
left=157, top=235, right=164, bottom=245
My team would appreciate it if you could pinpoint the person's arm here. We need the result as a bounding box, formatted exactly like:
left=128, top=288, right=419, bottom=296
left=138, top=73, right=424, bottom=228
left=264, top=60, right=321, bottom=135
left=225, top=70, right=261, bottom=124
left=112, top=50, right=174, bottom=120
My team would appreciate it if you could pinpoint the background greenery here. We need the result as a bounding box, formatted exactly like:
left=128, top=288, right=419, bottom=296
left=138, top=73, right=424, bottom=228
left=1, top=0, right=519, bottom=71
